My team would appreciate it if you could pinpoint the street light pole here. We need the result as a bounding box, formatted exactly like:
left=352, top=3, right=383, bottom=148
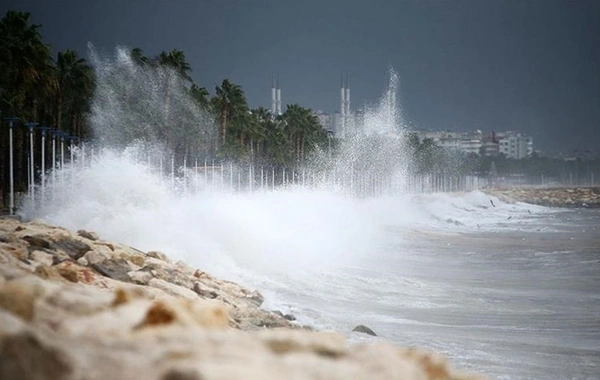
left=25, top=122, right=38, bottom=203
left=40, top=126, right=50, bottom=202
left=51, top=130, right=57, bottom=200
left=60, top=132, right=65, bottom=170
left=4, top=117, right=19, bottom=214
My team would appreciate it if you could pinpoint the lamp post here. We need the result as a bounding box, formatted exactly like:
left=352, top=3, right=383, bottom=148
left=60, top=132, right=65, bottom=170
left=39, top=126, right=51, bottom=202
left=68, top=136, right=76, bottom=166
left=50, top=130, right=58, bottom=199
left=4, top=117, right=19, bottom=214
left=24, top=122, right=38, bottom=203
left=67, top=135, right=77, bottom=188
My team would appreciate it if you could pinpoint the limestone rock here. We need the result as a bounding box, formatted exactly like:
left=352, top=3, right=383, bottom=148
left=81, top=248, right=112, bottom=266
left=0, top=331, right=73, bottom=380
left=52, top=236, right=92, bottom=260
left=0, top=281, right=36, bottom=321
left=128, top=269, right=154, bottom=285
left=77, top=229, right=99, bottom=241
left=29, top=250, right=53, bottom=267
left=352, top=324, right=377, bottom=336
left=147, top=250, right=170, bottom=262
left=0, top=218, right=489, bottom=380
left=91, top=258, right=133, bottom=282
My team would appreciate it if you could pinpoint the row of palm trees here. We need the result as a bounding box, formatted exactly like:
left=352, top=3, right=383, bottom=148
left=0, top=10, right=96, bottom=210
left=126, top=46, right=329, bottom=165
left=0, top=10, right=330, bottom=210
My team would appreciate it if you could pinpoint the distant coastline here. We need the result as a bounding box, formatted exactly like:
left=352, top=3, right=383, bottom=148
left=484, top=186, right=600, bottom=208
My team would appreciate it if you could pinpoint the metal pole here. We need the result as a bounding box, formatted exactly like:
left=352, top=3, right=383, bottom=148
left=5, top=118, right=19, bottom=214
left=60, top=134, right=65, bottom=169
left=70, top=137, right=74, bottom=166
left=248, top=165, right=252, bottom=192
left=30, top=126, right=34, bottom=201
left=60, top=133, right=65, bottom=199
left=8, top=123, right=14, bottom=212
left=220, top=163, right=224, bottom=191
left=41, top=128, right=47, bottom=202
left=69, top=137, right=75, bottom=188
left=211, top=160, right=215, bottom=189
left=194, top=158, right=198, bottom=193
left=81, top=140, right=85, bottom=169
left=171, top=154, right=175, bottom=188
left=51, top=131, right=56, bottom=200
left=25, top=122, right=38, bottom=202
left=204, top=159, right=207, bottom=189
left=183, top=156, right=187, bottom=194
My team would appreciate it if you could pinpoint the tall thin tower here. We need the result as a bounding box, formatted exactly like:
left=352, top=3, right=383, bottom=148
left=340, top=76, right=346, bottom=137
left=276, top=76, right=282, bottom=115
left=271, top=76, right=277, bottom=115
left=345, top=75, right=350, bottom=118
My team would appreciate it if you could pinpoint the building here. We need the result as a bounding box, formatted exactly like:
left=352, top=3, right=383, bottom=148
left=497, top=132, right=533, bottom=159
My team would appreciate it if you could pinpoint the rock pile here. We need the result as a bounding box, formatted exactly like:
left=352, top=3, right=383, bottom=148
left=0, top=218, right=486, bottom=380
left=486, top=187, right=600, bottom=208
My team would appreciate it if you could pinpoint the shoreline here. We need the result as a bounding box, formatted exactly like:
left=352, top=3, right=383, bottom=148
left=483, top=186, right=600, bottom=208
left=0, top=218, right=486, bottom=380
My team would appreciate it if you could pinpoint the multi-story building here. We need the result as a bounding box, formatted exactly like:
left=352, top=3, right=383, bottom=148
left=497, top=132, right=533, bottom=159
left=459, top=138, right=483, bottom=155
left=410, top=129, right=533, bottom=158
left=480, top=132, right=500, bottom=156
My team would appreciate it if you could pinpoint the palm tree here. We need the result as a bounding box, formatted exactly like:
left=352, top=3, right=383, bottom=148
left=0, top=10, right=53, bottom=209
left=157, top=49, right=193, bottom=149
left=130, top=47, right=150, bottom=67
left=248, top=107, right=272, bottom=160
left=189, top=83, right=211, bottom=111
left=55, top=49, right=94, bottom=136
left=0, top=10, right=52, bottom=118
left=157, top=49, right=192, bottom=81
left=211, top=79, right=247, bottom=153
left=282, top=104, right=324, bottom=162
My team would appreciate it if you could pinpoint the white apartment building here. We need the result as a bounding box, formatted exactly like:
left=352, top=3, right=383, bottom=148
left=497, top=132, right=533, bottom=159
left=411, top=129, right=533, bottom=158
left=459, top=138, right=483, bottom=155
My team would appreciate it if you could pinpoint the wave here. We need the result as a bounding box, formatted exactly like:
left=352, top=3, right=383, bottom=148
left=22, top=150, right=553, bottom=282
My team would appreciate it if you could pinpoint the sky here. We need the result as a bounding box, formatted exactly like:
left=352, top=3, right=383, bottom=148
left=2, top=0, right=599, bottom=154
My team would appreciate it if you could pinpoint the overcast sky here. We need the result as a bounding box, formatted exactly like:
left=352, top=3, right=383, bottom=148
left=3, top=0, right=599, bottom=153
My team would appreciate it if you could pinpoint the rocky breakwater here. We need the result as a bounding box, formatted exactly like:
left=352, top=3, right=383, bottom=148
left=0, top=218, right=486, bottom=380
left=486, top=187, right=600, bottom=208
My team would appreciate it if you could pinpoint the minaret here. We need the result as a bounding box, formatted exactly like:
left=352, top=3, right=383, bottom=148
left=276, top=77, right=282, bottom=115
left=271, top=76, right=277, bottom=115
left=340, top=76, right=346, bottom=137
left=345, top=75, right=350, bottom=117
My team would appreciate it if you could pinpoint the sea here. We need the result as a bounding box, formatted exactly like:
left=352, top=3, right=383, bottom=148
left=23, top=151, right=600, bottom=380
